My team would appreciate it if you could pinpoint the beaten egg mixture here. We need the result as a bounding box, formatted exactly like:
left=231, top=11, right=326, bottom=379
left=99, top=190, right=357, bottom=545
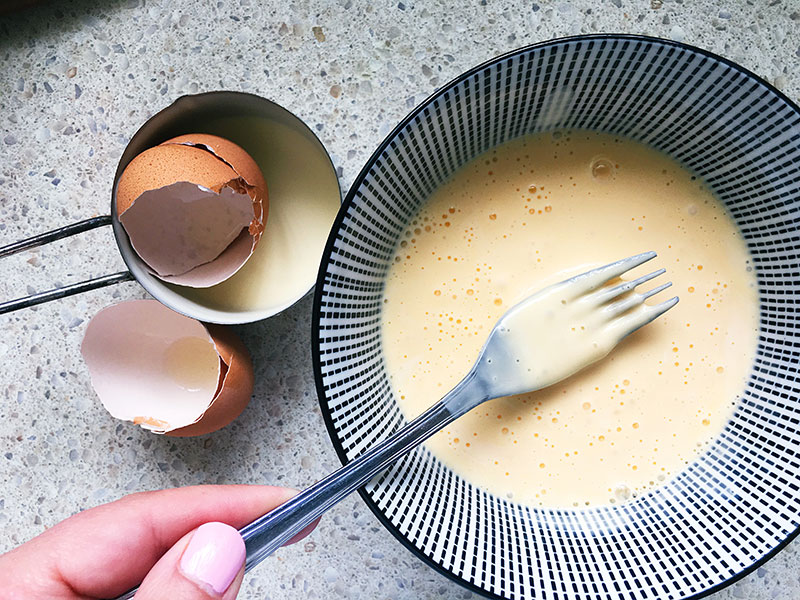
left=381, top=130, right=758, bottom=508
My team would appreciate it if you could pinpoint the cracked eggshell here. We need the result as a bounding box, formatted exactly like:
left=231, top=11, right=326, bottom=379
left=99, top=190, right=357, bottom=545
left=166, top=133, right=268, bottom=233
left=167, top=323, right=254, bottom=437
left=116, top=134, right=268, bottom=288
left=80, top=300, right=254, bottom=436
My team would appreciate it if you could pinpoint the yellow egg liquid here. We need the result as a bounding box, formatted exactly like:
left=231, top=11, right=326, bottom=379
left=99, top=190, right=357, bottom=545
left=381, top=130, right=759, bottom=508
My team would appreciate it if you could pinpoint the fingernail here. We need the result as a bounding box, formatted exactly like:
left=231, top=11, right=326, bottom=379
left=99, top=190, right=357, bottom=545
left=179, top=522, right=246, bottom=595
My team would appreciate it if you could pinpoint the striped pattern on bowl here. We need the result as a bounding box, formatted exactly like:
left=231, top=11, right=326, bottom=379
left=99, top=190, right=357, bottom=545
left=313, top=34, right=800, bottom=600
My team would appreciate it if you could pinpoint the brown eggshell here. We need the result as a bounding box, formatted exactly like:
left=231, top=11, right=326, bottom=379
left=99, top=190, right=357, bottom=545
left=116, top=144, right=240, bottom=216
left=163, top=134, right=268, bottom=239
left=167, top=324, right=254, bottom=437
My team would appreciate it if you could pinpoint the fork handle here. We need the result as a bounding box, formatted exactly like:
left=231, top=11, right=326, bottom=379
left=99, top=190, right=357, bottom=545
left=240, top=371, right=483, bottom=569
left=113, top=372, right=483, bottom=599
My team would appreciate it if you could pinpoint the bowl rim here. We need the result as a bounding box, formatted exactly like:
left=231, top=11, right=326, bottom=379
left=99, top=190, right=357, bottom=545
left=311, top=33, right=800, bottom=600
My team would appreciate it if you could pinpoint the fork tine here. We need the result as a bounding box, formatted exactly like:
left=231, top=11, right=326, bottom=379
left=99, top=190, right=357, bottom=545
left=593, top=268, right=666, bottom=304
left=637, top=296, right=680, bottom=329
left=641, top=281, right=673, bottom=300
left=566, top=251, right=657, bottom=296
left=610, top=296, right=679, bottom=339
left=604, top=281, right=673, bottom=318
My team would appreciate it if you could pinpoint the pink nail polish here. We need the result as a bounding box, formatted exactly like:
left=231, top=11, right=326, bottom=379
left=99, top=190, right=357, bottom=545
left=179, top=522, right=246, bottom=595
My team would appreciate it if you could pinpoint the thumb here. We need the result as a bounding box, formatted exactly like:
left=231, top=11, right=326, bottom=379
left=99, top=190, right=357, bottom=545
left=134, top=522, right=246, bottom=600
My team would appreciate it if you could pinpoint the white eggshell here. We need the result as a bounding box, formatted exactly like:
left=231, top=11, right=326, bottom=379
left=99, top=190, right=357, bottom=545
left=81, top=300, right=222, bottom=432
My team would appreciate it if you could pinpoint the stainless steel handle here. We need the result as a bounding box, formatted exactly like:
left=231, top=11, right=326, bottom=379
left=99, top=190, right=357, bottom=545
left=240, top=371, right=483, bottom=569
left=0, top=272, right=135, bottom=314
left=112, top=372, right=485, bottom=600
left=242, top=399, right=453, bottom=568
left=0, top=216, right=133, bottom=313
left=0, top=215, right=113, bottom=258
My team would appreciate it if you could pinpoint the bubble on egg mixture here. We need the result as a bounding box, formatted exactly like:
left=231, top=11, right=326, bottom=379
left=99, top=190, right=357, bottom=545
left=614, top=484, right=632, bottom=502
left=591, top=157, right=615, bottom=180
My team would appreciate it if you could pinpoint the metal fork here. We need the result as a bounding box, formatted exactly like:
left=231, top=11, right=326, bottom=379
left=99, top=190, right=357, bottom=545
left=114, top=251, right=677, bottom=599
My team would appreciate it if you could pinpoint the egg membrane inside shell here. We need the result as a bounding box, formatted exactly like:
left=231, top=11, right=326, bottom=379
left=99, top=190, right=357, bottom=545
left=166, top=322, right=254, bottom=437
left=120, top=181, right=255, bottom=287
left=165, top=132, right=268, bottom=240
left=80, top=300, right=250, bottom=434
left=116, top=135, right=267, bottom=288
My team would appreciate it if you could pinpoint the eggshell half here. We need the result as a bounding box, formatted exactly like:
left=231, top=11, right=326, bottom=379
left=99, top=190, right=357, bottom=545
left=116, top=143, right=240, bottom=214
left=168, top=324, right=254, bottom=437
left=80, top=300, right=253, bottom=435
left=116, top=134, right=268, bottom=288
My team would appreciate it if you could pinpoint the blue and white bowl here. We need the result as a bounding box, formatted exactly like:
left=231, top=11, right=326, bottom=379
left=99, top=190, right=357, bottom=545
left=312, top=34, right=800, bottom=600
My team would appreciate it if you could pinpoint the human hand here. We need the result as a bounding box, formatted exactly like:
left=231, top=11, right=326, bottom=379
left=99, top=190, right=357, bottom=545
left=0, top=485, right=317, bottom=599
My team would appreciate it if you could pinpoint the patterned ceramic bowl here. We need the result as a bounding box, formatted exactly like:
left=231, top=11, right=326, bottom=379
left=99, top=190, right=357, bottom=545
left=312, top=34, right=800, bottom=600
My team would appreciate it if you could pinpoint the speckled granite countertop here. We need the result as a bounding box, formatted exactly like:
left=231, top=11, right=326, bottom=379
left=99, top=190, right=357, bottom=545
left=1, top=1, right=798, bottom=598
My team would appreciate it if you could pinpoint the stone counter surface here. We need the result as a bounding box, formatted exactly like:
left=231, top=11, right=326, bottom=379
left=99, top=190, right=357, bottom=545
left=1, top=1, right=798, bottom=598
